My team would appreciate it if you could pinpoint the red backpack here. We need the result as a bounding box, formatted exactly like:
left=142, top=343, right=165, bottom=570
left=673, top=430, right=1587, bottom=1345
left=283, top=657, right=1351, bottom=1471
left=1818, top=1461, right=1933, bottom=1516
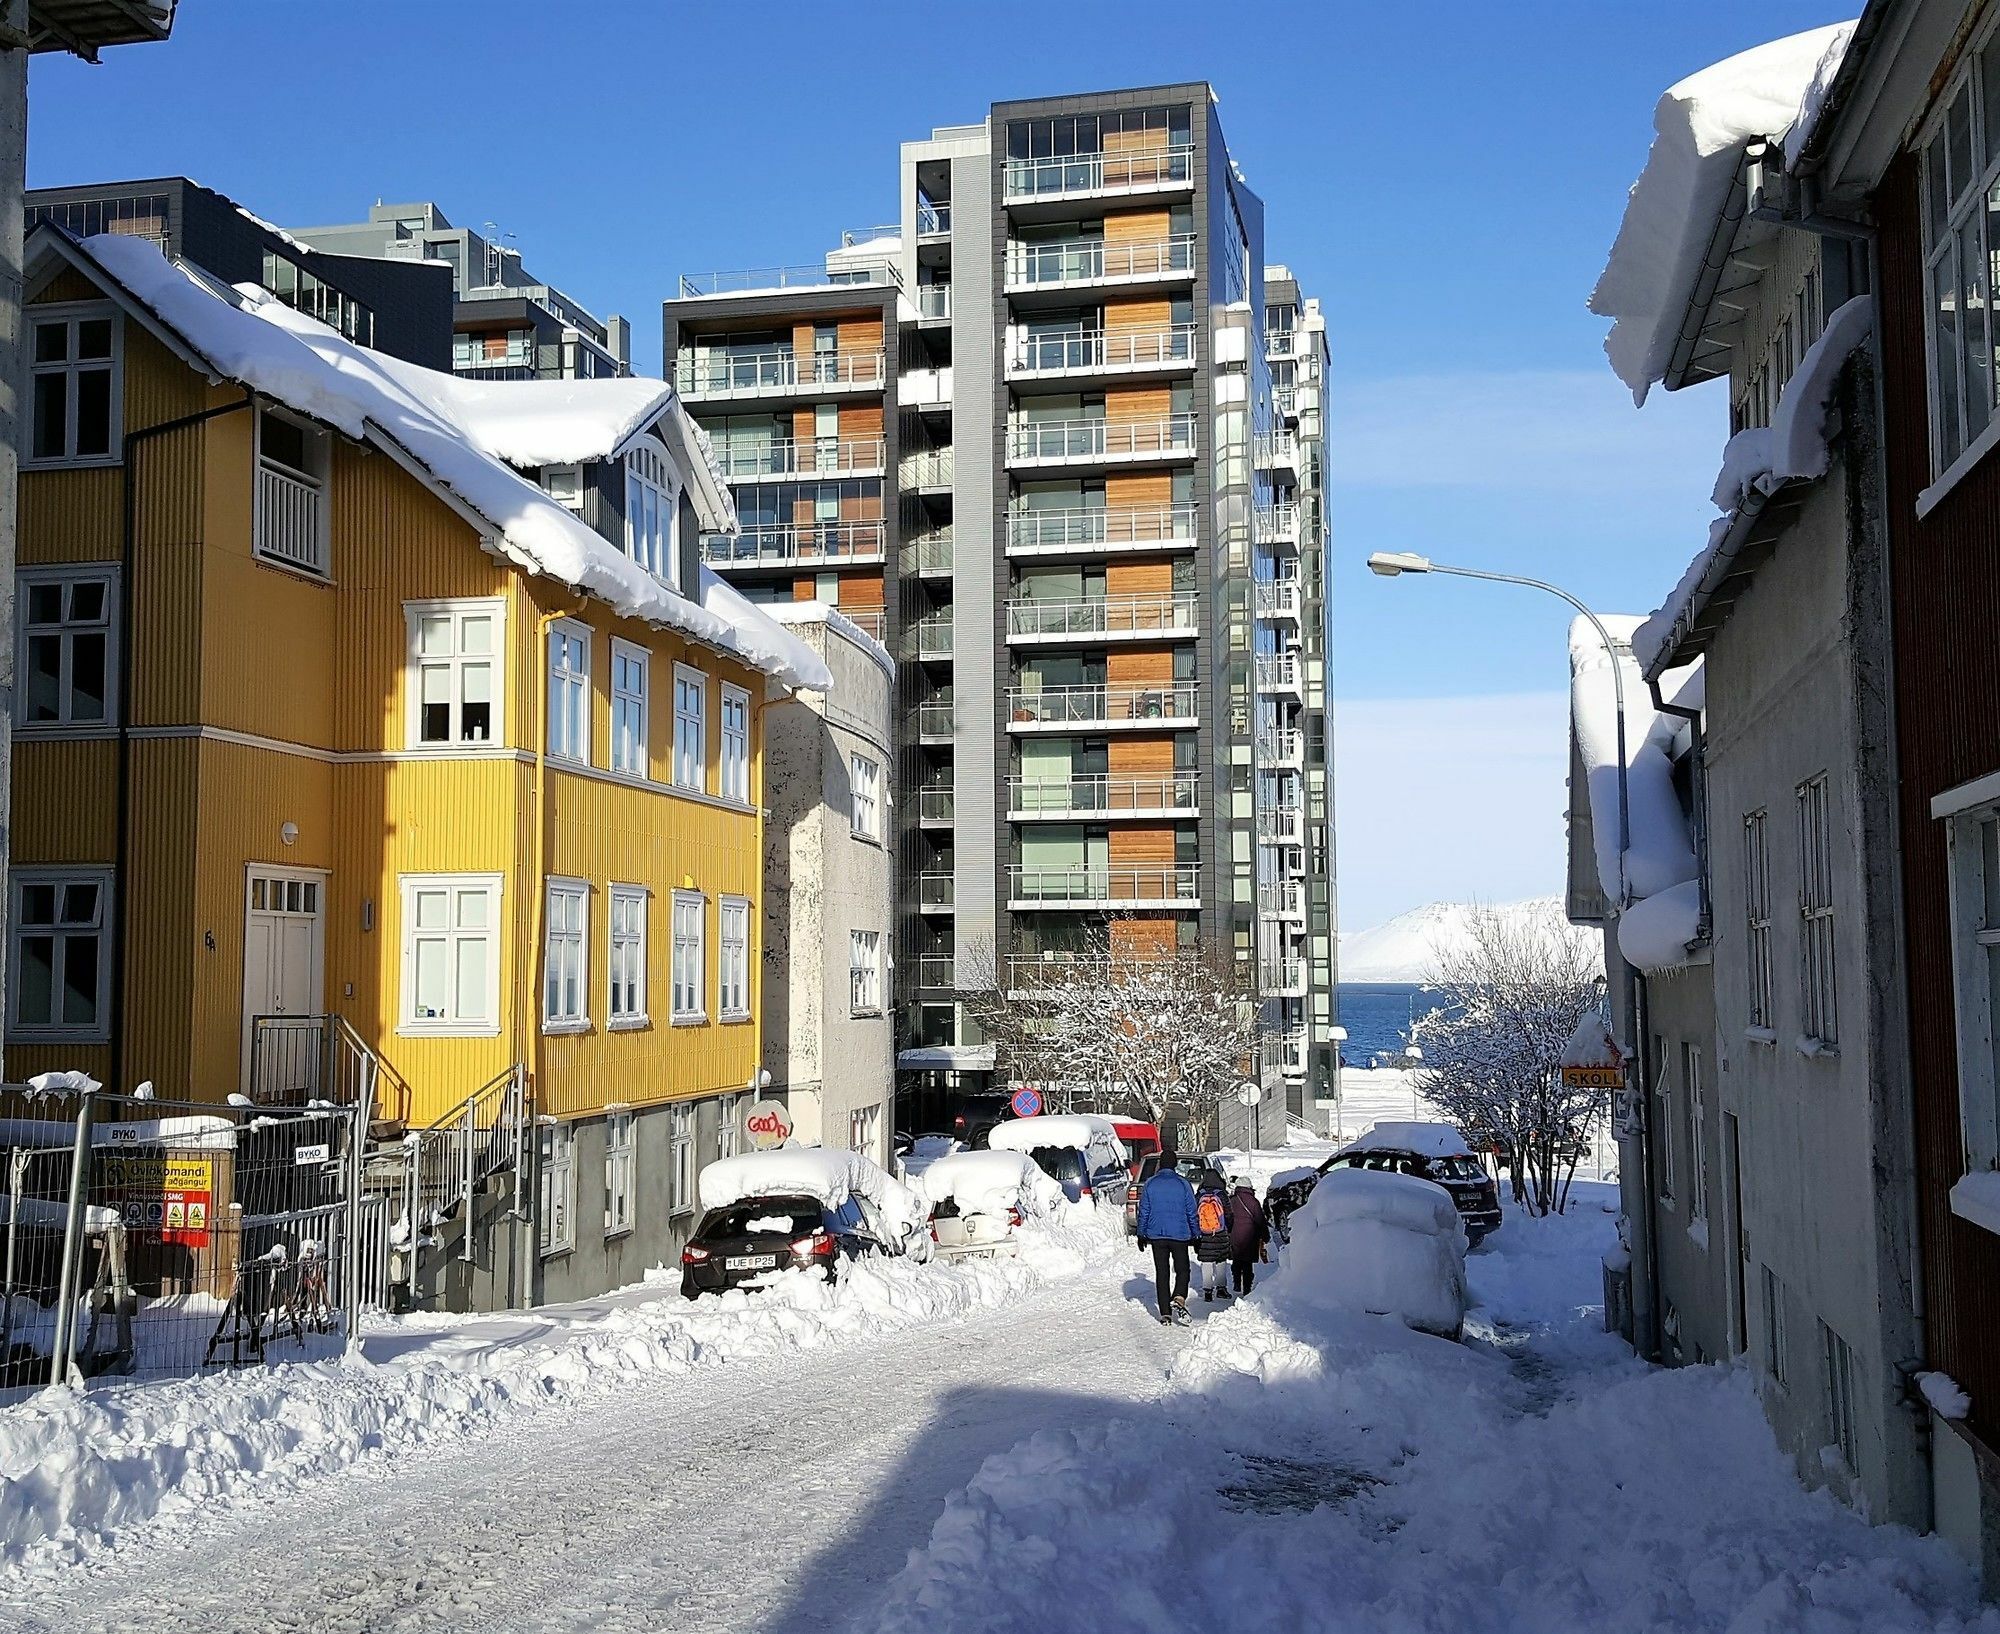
left=1197, top=1193, right=1227, bottom=1236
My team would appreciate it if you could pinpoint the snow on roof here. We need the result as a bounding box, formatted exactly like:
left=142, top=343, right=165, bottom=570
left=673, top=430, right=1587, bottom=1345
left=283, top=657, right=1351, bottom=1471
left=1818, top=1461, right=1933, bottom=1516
left=1591, top=23, right=1856, bottom=404
left=1617, top=879, right=1708, bottom=973
left=60, top=231, right=828, bottom=693
left=1633, top=295, right=1874, bottom=676
left=918, top=1149, right=1064, bottom=1217
left=761, top=599, right=896, bottom=681
left=374, top=365, right=675, bottom=469
left=1558, top=1014, right=1625, bottom=1071
left=1343, top=1121, right=1473, bottom=1160
left=697, top=1146, right=925, bottom=1239
left=896, top=1044, right=997, bottom=1071
left=986, top=1115, right=1127, bottom=1164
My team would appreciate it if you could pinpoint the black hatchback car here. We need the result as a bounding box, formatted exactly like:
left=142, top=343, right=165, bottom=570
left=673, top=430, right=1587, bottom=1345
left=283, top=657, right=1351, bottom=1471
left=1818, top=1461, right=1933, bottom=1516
left=1269, top=1144, right=1503, bottom=1244
left=679, top=1195, right=874, bottom=1298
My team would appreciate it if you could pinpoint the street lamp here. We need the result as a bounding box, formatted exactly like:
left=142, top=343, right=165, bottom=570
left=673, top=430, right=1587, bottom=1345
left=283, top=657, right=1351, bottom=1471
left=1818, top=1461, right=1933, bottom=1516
left=1362, top=551, right=1631, bottom=906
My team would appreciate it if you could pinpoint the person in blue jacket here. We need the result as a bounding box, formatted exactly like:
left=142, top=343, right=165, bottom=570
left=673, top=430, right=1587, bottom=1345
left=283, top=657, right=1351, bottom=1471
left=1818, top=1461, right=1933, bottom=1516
left=1135, top=1152, right=1200, bottom=1325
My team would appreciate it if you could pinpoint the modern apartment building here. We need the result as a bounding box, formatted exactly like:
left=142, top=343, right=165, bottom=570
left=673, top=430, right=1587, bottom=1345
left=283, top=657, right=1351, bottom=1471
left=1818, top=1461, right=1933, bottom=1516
left=664, top=85, right=1338, bottom=1132
left=291, top=200, right=631, bottom=381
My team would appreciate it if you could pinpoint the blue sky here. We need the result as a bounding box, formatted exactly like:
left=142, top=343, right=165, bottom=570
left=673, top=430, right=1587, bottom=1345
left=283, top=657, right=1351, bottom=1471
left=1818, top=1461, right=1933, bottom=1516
left=27, top=0, right=1852, bottom=927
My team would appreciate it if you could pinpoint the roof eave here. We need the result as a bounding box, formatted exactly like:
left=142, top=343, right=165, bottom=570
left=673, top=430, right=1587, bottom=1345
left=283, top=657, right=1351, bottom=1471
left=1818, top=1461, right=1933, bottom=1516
left=1642, top=481, right=1812, bottom=680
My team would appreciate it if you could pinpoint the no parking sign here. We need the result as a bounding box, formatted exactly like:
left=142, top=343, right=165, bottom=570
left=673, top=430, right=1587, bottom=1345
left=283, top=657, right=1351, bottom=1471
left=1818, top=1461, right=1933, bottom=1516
left=1009, top=1087, right=1043, bottom=1118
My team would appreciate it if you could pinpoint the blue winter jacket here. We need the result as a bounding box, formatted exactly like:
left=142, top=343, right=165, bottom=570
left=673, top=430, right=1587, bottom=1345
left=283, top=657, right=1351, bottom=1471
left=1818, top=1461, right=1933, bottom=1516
left=1136, top=1168, right=1200, bottom=1243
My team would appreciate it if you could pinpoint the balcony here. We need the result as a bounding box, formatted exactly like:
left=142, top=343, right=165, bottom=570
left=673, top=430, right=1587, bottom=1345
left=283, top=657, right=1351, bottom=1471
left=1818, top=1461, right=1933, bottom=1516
left=1004, top=592, right=1196, bottom=645
left=1258, top=729, right=1305, bottom=766
left=1260, top=957, right=1308, bottom=996
left=917, top=285, right=952, bottom=321
left=901, top=366, right=953, bottom=410
left=1007, top=772, right=1199, bottom=821
left=1266, top=328, right=1299, bottom=361
left=917, top=953, right=956, bottom=990
left=907, top=529, right=953, bottom=576
left=917, top=201, right=952, bottom=237
left=1005, top=682, right=1198, bottom=731
left=711, top=436, right=885, bottom=481
left=1274, top=384, right=1299, bottom=419
left=1258, top=881, right=1305, bottom=919
left=1254, top=502, right=1301, bottom=545
left=1006, top=863, right=1200, bottom=909
left=1006, top=324, right=1197, bottom=382
left=1272, top=1028, right=1309, bottom=1075
left=919, top=785, right=954, bottom=824
left=675, top=348, right=886, bottom=401
left=1002, top=144, right=1196, bottom=205
left=1005, top=412, right=1197, bottom=469
left=900, top=447, right=955, bottom=490
left=1255, top=654, right=1302, bottom=694
left=1003, top=234, right=1196, bottom=293
left=916, top=701, right=955, bottom=741
left=919, top=872, right=955, bottom=911
left=256, top=460, right=326, bottom=577
left=677, top=262, right=900, bottom=299
left=701, top=518, right=886, bottom=568
left=1005, top=502, right=1198, bottom=558
left=841, top=608, right=887, bottom=642
left=907, top=616, right=954, bottom=660
left=1255, top=581, right=1302, bottom=621
left=1256, top=805, right=1306, bottom=845
left=454, top=338, right=534, bottom=373
left=1255, top=431, right=1299, bottom=472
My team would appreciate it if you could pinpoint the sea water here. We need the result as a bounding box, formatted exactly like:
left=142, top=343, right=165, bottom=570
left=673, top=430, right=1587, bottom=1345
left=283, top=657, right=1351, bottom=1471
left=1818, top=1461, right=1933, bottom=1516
left=1336, top=982, right=1448, bottom=1065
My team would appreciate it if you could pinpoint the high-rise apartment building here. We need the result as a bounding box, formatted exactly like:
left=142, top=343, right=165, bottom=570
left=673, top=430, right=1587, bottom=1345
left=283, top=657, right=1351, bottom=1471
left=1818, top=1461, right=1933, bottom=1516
left=665, top=85, right=1338, bottom=1132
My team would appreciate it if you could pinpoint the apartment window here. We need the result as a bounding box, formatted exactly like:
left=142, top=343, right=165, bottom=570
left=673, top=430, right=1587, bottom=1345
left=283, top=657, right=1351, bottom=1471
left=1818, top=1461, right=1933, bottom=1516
left=850, top=929, right=882, bottom=1015
left=1653, top=1036, right=1676, bottom=1204
left=1938, top=794, right=2000, bottom=1201
left=1797, top=774, right=1837, bottom=1048
left=1684, top=1041, right=1708, bottom=1229
left=611, top=640, right=649, bottom=777
left=18, top=568, right=116, bottom=732
left=672, top=890, right=705, bottom=1021
left=400, top=874, right=501, bottom=1035
left=721, top=685, right=751, bottom=803
left=1744, top=809, right=1773, bottom=1033
left=850, top=1102, right=881, bottom=1161
left=9, top=869, right=111, bottom=1041
left=670, top=1103, right=696, bottom=1214
left=1761, top=1265, right=1789, bottom=1386
left=538, top=1121, right=575, bottom=1255
left=1822, top=1322, right=1860, bottom=1472
left=548, top=621, right=590, bottom=763
left=27, top=306, right=119, bottom=466
left=254, top=408, right=331, bottom=576
left=604, top=1110, right=636, bottom=1237
left=673, top=665, right=707, bottom=791
left=719, top=896, right=751, bottom=1020
left=407, top=600, right=502, bottom=747
left=608, top=885, right=648, bottom=1027
left=1920, top=22, right=2000, bottom=479
left=625, top=437, right=679, bottom=585
left=543, top=878, right=588, bottom=1031
left=716, top=1092, right=744, bottom=1161
left=542, top=464, right=584, bottom=510
left=851, top=752, right=881, bottom=840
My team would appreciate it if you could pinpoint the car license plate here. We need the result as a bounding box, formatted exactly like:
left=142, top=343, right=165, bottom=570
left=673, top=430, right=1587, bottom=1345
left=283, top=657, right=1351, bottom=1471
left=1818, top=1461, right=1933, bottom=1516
left=726, top=1254, right=777, bottom=1271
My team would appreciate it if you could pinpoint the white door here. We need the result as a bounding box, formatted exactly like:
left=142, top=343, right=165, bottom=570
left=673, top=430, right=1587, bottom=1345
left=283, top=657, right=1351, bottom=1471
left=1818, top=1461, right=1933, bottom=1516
left=241, top=868, right=327, bottom=1097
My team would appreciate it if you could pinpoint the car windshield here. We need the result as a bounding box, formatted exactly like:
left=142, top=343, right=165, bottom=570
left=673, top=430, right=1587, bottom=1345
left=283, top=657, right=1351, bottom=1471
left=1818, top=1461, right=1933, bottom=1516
left=697, top=1199, right=822, bottom=1239
left=1433, top=1155, right=1486, bottom=1181
left=1031, top=1147, right=1087, bottom=1184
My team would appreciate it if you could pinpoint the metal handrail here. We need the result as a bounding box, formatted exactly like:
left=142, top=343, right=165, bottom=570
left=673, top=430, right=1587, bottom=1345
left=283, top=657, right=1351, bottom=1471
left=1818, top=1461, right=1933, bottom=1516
left=1007, top=772, right=1199, bottom=815
left=1260, top=958, right=1307, bottom=991
left=917, top=285, right=952, bottom=319
left=678, top=263, right=900, bottom=297
left=710, top=436, right=885, bottom=478
left=1005, top=502, right=1197, bottom=550
left=1002, top=143, right=1196, bottom=199
left=1006, top=864, right=1200, bottom=903
left=900, top=447, right=955, bottom=488
left=1007, top=323, right=1197, bottom=374
left=919, top=785, right=954, bottom=821
left=1256, top=805, right=1306, bottom=841
left=700, top=518, right=886, bottom=566
left=908, top=617, right=954, bottom=657
left=1255, top=431, right=1299, bottom=467
left=1256, top=655, right=1302, bottom=690
left=1258, top=729, right=1305, bottom=761
left=1005, top=412, right=1197, bottom=463
left=1004, top=592, right=1196, bottom=638
left=918, top=953, right=956, bottom=987
left=906, top=531, right=954, bottom=574
left=675, top=349, right=886, bottom=395
left=1004, top=233, right=1196, bottom=286
left=1005, top=681, right=1198, bottom=725
left=1255, top=582, right=1302, bottom=617
left=1254, top=502, right=1300, bottom=540
left=916, top=701, right=955, bottom=736
left=400, top=1063, right=527, bottom=1289
left=917, top=201, right=952, bottom=235
left=918, top=871, right=955, bottom=907
left=1259, top=882, right=1305, bottom=916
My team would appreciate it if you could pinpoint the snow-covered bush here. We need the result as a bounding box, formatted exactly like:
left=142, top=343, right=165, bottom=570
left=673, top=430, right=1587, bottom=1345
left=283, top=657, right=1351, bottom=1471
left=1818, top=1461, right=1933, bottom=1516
left=1274, top=1166, right=1467, bottom=1340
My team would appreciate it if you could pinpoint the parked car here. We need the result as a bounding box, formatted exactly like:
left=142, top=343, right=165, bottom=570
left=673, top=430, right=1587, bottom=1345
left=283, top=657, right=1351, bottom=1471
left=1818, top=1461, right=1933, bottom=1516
left=682, top=1147, right=929, bottom=1298
left=1123, top=1148, right=1216, bottom=1233
left=894, top=1132, right=963, bottom=1184
left=1266, top=1122, right=1502, bottom=1245
left=1281, top=1164, right=1469, bottom=1341
left=920, top=1149, right=1063, bottom=1259
left=948, top=1092, right=1017, bottom=1149
left=988, top=1115, right=1131, bottom=1212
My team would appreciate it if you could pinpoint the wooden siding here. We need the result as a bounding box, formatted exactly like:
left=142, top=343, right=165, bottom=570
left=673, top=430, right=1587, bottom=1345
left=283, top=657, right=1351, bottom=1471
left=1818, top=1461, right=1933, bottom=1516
left=836, top=315, right=884, bottom=356
left=1106, top=470, right=1172, bottom=508
left=1104, top=209, right=1170, bottom=245
left=1106, top=557, right=1173, bottom=596
left=1106, top=647, right=1175, bottom=685
left=1109, top=917, right=1175, bottom=960
left=1104, top=297, right=1171, bottom=335
left=842, top=402, right=884, bottom=441
left=840, top=570, right=885, bottom=610
left=1108, top=827, right=1174, bottom=865
left=1877, top=149, right=2000, bottom=1436
left=1105, top=385, right=1171, bottom=425
left=1107, top=735, right=1175, bottom=775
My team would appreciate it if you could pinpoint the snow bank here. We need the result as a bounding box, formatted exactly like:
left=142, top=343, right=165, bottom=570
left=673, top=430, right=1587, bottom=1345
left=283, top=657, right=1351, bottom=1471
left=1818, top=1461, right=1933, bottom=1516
left=1275, top=1167, right=1467, bottom=1338
left=986, top=1115, right=1127, bottom=1168
left=1342, top=1120, right=1471, bottom=1161
left=920, top=1150, right=1064, bottom=1219
left=696, top=1147, right=926, bottom=1242
left=1591, top=23, right=1857, bottom=404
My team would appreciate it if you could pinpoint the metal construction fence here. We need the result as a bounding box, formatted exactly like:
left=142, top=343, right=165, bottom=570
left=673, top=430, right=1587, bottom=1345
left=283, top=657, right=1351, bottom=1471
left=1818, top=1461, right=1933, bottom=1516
left=0, top=1081, right=377, bottom=1402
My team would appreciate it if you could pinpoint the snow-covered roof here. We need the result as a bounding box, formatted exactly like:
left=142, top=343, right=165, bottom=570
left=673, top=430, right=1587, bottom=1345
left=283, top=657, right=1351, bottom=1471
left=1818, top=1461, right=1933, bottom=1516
left=1558, top=1014, right=1625, bottom=1071
left=1591, top=23, right=1856, bottom=403
left=761, top=600, right=896, bottom=681
left=986, top=1115, right=1127, bottom=1165
left=45, top=229, right=828, bottom=693
left=375, top=366, right=675, bottom=469
left=696, top=1146, right=925, bottom=1239
left=1343, top=1122, right=1473, bottom=1160
left=896, top=1044, right=996, bottom=1071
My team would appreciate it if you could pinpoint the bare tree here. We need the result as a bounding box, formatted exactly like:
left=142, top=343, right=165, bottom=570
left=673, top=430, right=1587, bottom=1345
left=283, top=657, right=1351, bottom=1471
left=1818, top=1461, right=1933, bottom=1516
left=1409, top=901, right=1606, bottom=1216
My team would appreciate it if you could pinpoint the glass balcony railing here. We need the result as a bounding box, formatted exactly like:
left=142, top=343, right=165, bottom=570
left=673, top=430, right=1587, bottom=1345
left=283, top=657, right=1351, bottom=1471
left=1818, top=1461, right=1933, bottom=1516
left=1004, top=502, right=1197, bottom=552
left=917, top=285, right=952, bottom=320
left=917, top=201, right=952, bottom=236
left=907, top=617, right=954, bottom=659
left=917, top=953, right=956, bottom=989
left=1007, top=324, right=1197, bottom=376
left=919, top=871, right=955, bottom=909
left=1258, top=881, right=1305, bottom=918
left=1260, top=958, right=1307, bottom=994
left=1255, top=582, right=1303, bottom=620
left=1256, top=655, right=1303, bottom=692
left=1256, top=805, right=1306, bottom=844
left=1005, top=682, right=1198, bottom=726
left=906, top=530, right=954, bottom=574
left=1005, top=864, right=1200, bottom=904
left=1004, top=234, right=1196, bottom=288
left=900, top=447, right=955, bottom=489
left=1258, top=729, right=1305, bottom=764
left=700, top=519, right=886, bottom=566
left=916, top=701, right=955, bottom=738
left=675, top=348, right=885, bottom=396
left=1255, top=431, right=1299, bottom=469
left=1007, top=772, right=1200, bottom=817
left=1253, top=502, right=1301, bottom=542
left=677, top=262, right=900, bottom=298
left=1002, top=144, right=1196, bottom=201
left=710, top=436, right=885, bottom=479
left=1004, top=592, right=1196, bottom=640
left=919, top=785, right=955, bottom=823
left=1005, top=412, right=1197, bottom=464
left=840, top=608, right=887, bottom=642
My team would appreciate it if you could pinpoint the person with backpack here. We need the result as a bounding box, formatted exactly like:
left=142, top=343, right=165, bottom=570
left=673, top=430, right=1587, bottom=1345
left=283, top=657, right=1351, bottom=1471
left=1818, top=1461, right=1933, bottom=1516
left=1135, top=1151, right=1199, bottom=1325
left=1227, top=1179, right=1268, bottom=1296
left=1194, top=1166, right=1232, bottom=1301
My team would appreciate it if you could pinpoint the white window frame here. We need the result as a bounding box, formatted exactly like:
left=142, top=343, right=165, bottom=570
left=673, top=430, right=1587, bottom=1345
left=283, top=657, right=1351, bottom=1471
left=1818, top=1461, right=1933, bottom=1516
left=849, top=1102, right=881, bottom=1161
left=8, top=866, right=113, bottom=1043
left=1797, top=773, right=1837, bottom=1051
left=718, top=895, right=751, bottom=1021
left=1653, top=1036, right=1676, bottom=1207
left=543, top=877, right=589, bottom=1033
left=538, top=1120, right=575, bottom=1256
left=548, top=619, right=592, bottom=765
left=720, top=683, right=751, bottom=804
left=716, top=1092, right=744, bottom=1161
left=1744, top=808, right=1774, bottom=1036
left=398, top=873, right=503, bottom=1037
left=16, top=564, right=119, bottom=735
left=405, top=598, right=505, bottom=750
left=1938, top=782, right=2000, bottom=1232
left=604, top=1108, right=636, bottom=1237
left=671, top=889, right=706, bottom=1023
left=851, top=751, right=881, bottom=840
left=849, top=928, right=882, bottom=1016
left=543, top=463, right=584, bottom=511
left=24, top=302, right=121, bottom=469
left=670, top=1102, right=696, bottom=1214
left=673, top=664, right=707, bottom=791
left=1821, top=1320, right=1860, bottom=1473
left=1684, top=1041, right=1708, bottom=1229
left=1762, top=1263, right=1789, bottom=1388
left=625, top=434, right=681, bottom=587
left=253, top=404, right=332, bottom=578
left=608, top=883, right=649, bottom=1029
left=610, top=639, right=650, bottom=778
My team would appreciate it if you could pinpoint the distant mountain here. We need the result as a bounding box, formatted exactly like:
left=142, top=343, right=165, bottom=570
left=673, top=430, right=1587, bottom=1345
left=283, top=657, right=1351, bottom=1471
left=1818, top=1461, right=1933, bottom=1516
left=1338, top=897, right=1571, bottom=984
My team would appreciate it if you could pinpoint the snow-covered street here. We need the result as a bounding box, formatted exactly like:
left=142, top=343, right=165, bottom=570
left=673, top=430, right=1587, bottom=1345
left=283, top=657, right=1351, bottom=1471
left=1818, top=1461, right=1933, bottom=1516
left=4, top=1182, right=1997, bottom=1633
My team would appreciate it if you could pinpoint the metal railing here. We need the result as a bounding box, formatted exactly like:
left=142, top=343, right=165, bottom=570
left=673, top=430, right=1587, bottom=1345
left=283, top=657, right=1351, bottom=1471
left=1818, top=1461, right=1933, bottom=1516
left=1003, top=144, right=1196, bottom=200
left=398, top=1065, right=527, bottom=1294
left=1005, top=502, right=1198, bottom=551
left=908, top=616, right=954, bottom=658
left=1274, top=384, right=1299, bottom=417
left=256, top=461, right=325, bottom=576
left=1007, top=323, right=1197, bottom=375
left=247, top=1013, right=395, bottom=1120
left=1006, top=412, right=1197, bottom=463
left=1259, top=729, right=1304, bottom=763
left=1256, top=431, right=1299, bottom=468
left=917, top=953, right=956, bottom=988
left=1266, top=328, right=1299, bottom=359
left=1257, top=805, right=1306, bottom=843
left=916, top=701, right=955, bottom=737
left=907, top=530, right=954, bottom=574
left=675, top=349, right=886, bottom=396
left=841, top=608, right=887, bottom=641
left=919, top=785, right=955, bottom=822
left=900, top=447, right=955, bottom=489
left=918, top=201, right=952, bottom=235
left=701, top=518, right=886, bottom=566
left=1259, top=881, right=1305, bottom=918
left=1006, top=681, right=1198, bottom=726
left=1256, top=654, right=1302, bottom=691
left=1006, top=953, right=1155, bottom=991
left=1006, top=864, right=1200, bottom=903
left=1255, top=581, right=1302, bottom=619
left=678, top=262, right=900, bottom=297
left=1004, top=233, right=1196, bottom=287
left=710, top=436, right=884, bottom=479
left=454, top=339, right=534, bottom=370
left=1272, top=1028, right=1309, bottom=1074
left=1260, top=958, right=1308, bottom=993
left=917, top=285, right=952, bottom=320
left=919, top=871, right=955, bottom=909
left=1254, top=501, right=1301, bottom=542
left=1007, top=772, right=1199, bottom=816
left=1005, top=592, right=1196, bottom=639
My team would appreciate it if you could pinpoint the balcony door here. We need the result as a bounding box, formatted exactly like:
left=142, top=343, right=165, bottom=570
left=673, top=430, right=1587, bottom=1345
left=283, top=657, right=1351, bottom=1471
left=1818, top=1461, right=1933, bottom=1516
left=240, top=866, right=327, bottom=1098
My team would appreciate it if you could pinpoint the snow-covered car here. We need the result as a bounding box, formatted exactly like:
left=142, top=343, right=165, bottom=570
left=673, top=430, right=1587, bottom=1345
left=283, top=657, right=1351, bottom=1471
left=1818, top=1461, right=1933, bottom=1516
left=1268, top=1122, right=1502, bottom=1244
left=894, top=1132, right=963, bottom=1185
left=918, top=1150, right=1064, bottom=1259
left=682, top=1148, right=930, bottom=1298
left=986, top=1115, right=1129, bottom=1209
left=1277, top=1164, right=1469, bottom=1340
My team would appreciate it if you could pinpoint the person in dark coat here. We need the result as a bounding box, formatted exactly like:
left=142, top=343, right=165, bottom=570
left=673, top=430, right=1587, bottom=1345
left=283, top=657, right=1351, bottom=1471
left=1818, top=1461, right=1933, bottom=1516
left=1194, top=1166, right=1232, bottom=1301
left=1227, top=1181, right=1268, bottom=1296
left=1135, top=1152, right=1199, bottom=1325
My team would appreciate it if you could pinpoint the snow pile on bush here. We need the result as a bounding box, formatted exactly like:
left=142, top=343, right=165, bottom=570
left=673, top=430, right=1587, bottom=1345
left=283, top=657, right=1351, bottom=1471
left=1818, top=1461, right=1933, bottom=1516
left=0, top=1211, right=1124, bottom=1576
left=1272, top=1167, right=1467, bottom=1340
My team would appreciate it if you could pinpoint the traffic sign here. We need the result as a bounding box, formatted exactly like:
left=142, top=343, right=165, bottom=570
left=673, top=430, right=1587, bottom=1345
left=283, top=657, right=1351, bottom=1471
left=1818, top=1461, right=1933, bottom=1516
left=1009, top=1086, right=1043, bottom=1118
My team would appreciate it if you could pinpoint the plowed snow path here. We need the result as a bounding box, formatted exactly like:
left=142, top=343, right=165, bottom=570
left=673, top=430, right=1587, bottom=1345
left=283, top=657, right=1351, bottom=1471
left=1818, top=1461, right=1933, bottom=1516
left=3, top=1266, right=1176, bottom=1634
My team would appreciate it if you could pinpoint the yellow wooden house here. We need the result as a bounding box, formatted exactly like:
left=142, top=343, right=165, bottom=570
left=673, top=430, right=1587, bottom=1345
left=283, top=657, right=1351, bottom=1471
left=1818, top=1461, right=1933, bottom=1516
left=11, top=226, right=832, bottom=1305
